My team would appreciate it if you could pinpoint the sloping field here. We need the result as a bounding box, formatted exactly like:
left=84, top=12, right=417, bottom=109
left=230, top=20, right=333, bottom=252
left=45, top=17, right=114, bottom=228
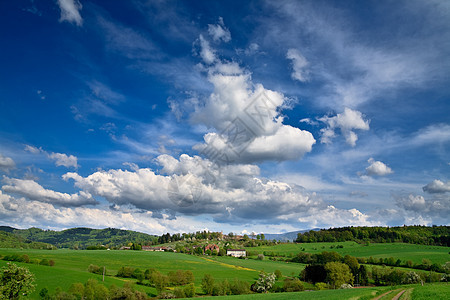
left=0, top=248, right=303, bottom=298
left=251, top=242, right=449, bottom=265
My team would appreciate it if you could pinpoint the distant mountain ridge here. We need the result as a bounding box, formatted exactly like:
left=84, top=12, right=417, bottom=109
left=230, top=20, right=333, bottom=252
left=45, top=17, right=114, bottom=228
left=264, top=229, right=320, bottom=241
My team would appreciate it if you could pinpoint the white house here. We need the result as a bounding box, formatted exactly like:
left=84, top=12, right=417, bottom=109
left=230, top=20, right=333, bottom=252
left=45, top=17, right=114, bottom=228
left=226, top=249, right=246, bottom=257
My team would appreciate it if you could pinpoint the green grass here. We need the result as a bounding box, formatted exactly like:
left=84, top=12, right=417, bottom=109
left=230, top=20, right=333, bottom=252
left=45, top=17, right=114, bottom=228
left=410, top=282, right=450, bottom=299
left=1, top=245, right=448, bottom=299
left=0, top=248, right=304, bottom=299
left=251, top=242, right=450, bottom=265
left=182, top=283, right=450, bottom=300
left=184, top=286, right=391, bottom=300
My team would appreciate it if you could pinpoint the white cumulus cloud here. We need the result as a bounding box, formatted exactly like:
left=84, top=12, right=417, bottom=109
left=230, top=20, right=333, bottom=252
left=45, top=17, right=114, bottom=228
left=0, top=154, right=15, bottom=171
left=48, top=152, right=79, bottom=168
left=423, top=180, right=450, bottom=194
left=1, top=177, right=96, bottom=207
left=319, top=107, right=370, bottom=146
left=190, top=32, right=315, bottom=164
left=364, top=158, right=393, bottom=176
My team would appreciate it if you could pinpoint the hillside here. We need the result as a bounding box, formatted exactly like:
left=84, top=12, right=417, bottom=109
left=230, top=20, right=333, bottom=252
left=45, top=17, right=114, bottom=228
left=0, top=230, right=55, bottom=249
left=0, top=226, right=158, bottom=249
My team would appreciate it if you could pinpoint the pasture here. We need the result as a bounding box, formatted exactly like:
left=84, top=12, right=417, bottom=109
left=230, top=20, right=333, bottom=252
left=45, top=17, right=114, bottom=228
left=251, top=242, right=449, bottom=265
left=0, top=248, right=305, bottom=298
left=0, top=242, right=448, bottom=299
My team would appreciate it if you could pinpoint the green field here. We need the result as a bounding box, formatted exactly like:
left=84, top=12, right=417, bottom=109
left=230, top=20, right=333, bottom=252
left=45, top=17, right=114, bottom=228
left=1, top=243, right=449, bottom=299
left=250, top=242, right=450, bottom=265
left=0, top=248, right=306, bottom=299
left=191, top=283, right=449, bottom=300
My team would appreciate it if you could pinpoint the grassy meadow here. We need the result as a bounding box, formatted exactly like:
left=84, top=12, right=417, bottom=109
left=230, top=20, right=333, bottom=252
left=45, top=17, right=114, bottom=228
left=0, top=248, right=305, bottom=298
left=191, top=283, right=449, bottom=300
left=250, top=241, right=449, bottom=265
left=0, top=242, right=448, bottom=299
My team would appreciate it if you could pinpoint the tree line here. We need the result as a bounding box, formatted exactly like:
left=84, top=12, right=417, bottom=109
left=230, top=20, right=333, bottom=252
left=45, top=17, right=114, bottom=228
left=295, top=225, right=450, bottom=246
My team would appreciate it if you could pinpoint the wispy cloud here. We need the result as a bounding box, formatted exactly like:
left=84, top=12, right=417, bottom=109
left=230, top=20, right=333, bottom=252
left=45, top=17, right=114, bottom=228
left=286, top=48, right=309, bottom=82
left=57, top=0, right=83, bottom=26
left=24, top=145, right=78, bottom=169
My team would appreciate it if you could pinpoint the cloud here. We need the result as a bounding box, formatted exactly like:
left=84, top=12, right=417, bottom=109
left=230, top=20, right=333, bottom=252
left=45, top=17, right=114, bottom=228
left=60, top=153, right=375, bottom=228
left=394, top=193, right=450, bottom=221
left=423, top=180, right=450, bottom=194
left=196, top=35, right=217, bottom=64
left=24, top=145, right=43, bottom=154
left=286, top=48, right=309, bottom=82
left=0, top=154, right=15, bottom=171
left=24, top=145, right=78, bottom=168
left=57, top=0, right=83, bottom=26
left=208, top=17, right=231, bottom=42
left=410, top=124, right=450, bottom=147
left=0, top=190, right=166, bottom=234
left=1, top=177, right=96, bottom=207
left=318, top=108, right=370, bottom=146
left=364, top=158, right=393, bottom=177
left=48, top=153, right=79, bottom=168
left=258, top=0, right=450, bottom=112
left=97, top=15, right=157, bottom=60
left=189, top=32, right=315, bottom=164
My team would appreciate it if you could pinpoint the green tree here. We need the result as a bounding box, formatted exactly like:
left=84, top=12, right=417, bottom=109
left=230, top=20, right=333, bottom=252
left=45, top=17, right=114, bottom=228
left=183, top=283, right=196, bottom=298
left=324, top=262, right=353, bottom=289
left=201, top=274, right=215, bottom=295
left=68, top=282, right=84, bottom=299
left=230, top=279, right=250, bottom=295
left=0, top=263, right=35, bottom=300
left=153, top=273, right=169, bottom=294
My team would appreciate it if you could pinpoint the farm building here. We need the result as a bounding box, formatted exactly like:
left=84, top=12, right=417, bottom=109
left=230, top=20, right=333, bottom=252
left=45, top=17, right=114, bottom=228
left=226, top=249, right=246, bottom=257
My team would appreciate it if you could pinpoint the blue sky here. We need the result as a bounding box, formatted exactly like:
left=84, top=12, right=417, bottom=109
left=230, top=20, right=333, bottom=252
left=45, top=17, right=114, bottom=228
left=0, top=0, right=449, bottom=235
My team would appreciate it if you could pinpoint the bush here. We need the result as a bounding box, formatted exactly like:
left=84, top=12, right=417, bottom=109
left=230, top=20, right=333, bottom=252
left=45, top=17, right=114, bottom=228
left=40, top=259, right=50, bottom=266
left=315, top=282, right=327, bottom=290
left=403, top=271, right=421, bottom=284
left=201, top=274, right=215, bottom=295
left=168, top=270, right=194, bottom=286
left=183, top=283, right=196, bottom=298
left=230, top=279, right=250, bottom=295
left=88, top=264, right=102, bottom=275
left=0, top=263, right=36, bottom=299
left=173, top=287, right=185, bottom=298
left=117, top=266, right=135, bottom=278
left=274, top=269, right=282, bottom=279
left=283, top=278, right=304, bottom=292
left=215, top=280, right=231, bottom=296
left=257, top=254, right=265, bottom=260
